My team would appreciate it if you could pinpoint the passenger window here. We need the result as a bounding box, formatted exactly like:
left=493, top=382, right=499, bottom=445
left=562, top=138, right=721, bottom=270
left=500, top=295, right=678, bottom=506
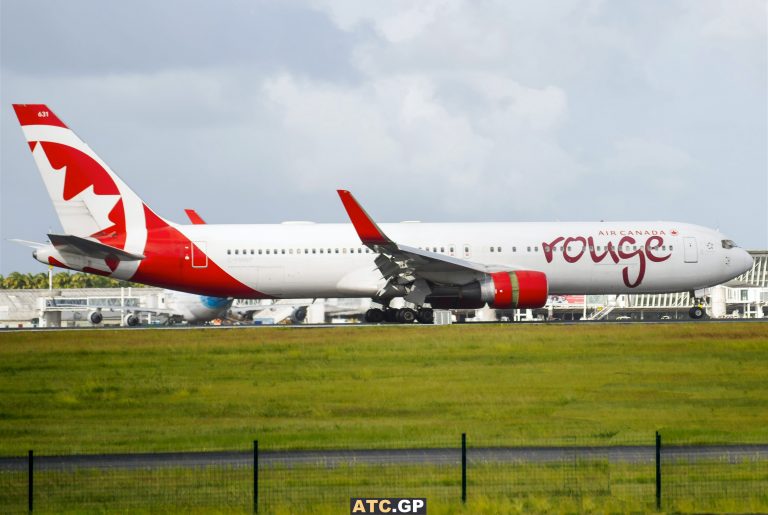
left=497, top=247, right=501, bottom=252
left=512, top=247, right=517, bottom=252
left=490, top=247, right=495, bottom=253
left=227, top=249, right=231, bottom=255
left=527, top=247, right=531, bottom=252
left=266, top=249, right=270, bottom=254
left=669, top=245, right=673, bottom=251
left=281, top=249, right=285, bottom=254
left=235, top=249, right=239, bottom=255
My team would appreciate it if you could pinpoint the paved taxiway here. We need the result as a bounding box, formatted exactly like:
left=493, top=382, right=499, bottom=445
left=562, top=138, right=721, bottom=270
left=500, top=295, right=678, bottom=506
left=1, top=445, right=766, bottom=471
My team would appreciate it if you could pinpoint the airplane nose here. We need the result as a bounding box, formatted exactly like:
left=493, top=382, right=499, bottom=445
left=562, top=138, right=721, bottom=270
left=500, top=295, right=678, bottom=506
left=738, top=250, right=754, bottom=275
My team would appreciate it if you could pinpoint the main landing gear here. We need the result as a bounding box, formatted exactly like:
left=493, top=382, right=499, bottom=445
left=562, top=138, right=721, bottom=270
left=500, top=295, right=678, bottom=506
left=364, top=306, right=434, bottom=324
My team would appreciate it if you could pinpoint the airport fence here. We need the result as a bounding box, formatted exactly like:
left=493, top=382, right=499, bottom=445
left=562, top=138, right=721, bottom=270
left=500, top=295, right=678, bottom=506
left=1, top=433, right=767, bottom=513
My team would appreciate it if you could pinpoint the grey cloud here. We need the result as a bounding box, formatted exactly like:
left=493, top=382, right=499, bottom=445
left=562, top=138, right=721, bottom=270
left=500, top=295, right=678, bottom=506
left=1, top=0, right=359, bottom=81
left=1, top=0, right=765, bottom=274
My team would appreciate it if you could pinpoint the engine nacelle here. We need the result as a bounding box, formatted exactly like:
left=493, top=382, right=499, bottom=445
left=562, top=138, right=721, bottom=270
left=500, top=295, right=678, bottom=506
left=426, top=271, right=548, bottom=310
left=124, top=314, right=139, bottom=327
left=88, top=311, right=103, bottom=324
left=291, top=306, right=307, bottom=324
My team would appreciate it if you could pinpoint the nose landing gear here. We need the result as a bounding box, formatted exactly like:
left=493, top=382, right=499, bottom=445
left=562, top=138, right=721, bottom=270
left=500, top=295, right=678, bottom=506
left=688, top=305, right=705, bottom=319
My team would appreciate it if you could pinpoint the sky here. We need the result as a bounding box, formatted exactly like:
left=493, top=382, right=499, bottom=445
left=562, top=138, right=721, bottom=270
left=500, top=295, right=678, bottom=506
left=1, top=0, right=766, bottom=274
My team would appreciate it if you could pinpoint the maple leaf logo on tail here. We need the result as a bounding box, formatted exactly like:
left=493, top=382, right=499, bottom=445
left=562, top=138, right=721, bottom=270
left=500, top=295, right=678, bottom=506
left=12, top=104, right=158, bottom=276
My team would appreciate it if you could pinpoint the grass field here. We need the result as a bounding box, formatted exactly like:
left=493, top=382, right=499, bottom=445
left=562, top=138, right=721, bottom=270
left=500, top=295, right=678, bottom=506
left=0, top=323, right=767, bottom=454
left=1, top=458, right=766, bottom=514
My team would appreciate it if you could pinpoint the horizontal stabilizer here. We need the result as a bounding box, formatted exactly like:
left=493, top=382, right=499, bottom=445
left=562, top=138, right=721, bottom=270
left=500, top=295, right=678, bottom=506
left=48, top=233, right=145, bottom=261
left=8, top=238, right=48, bottom=249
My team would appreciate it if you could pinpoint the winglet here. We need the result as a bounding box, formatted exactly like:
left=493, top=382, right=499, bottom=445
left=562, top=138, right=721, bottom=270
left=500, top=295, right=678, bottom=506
left=184, top=209, right=206, bottom=225
left=337, top=190, right=392, bottom=247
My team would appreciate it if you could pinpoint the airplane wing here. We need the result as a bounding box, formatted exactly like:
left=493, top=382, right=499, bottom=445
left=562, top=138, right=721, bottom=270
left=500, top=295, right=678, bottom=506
left=48, top=234, right=145, bottom=261
left=337, top=190, right=521, bottom=303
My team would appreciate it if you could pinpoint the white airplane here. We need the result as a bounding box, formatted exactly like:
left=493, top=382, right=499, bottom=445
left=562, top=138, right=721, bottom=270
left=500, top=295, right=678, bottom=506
left=11, top=104, right=753, bottom=322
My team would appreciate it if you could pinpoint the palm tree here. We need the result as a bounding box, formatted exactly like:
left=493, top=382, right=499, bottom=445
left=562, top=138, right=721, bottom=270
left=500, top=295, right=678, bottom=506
left=31, top=273, right=48, bottom=289
left=69, top=273, right=91, bottom=289
left=52, top=272, right=72, bottom=289
left=4, top=272, right=28, bottom=289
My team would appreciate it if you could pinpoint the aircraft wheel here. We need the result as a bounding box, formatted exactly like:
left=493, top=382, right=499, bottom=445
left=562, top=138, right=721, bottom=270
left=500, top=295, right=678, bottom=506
left=417, top=309, right=434, bottom=324
left=688, top=306, right=704, bottom=319
left=397, top=308, right=417, bottom=324
left=384, top=308, right=399, bottom=323
left=364, top=308, right=385, bottom=323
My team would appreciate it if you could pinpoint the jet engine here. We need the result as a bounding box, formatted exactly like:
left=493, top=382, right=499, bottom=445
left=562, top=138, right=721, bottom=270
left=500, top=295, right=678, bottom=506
left=426, top=271, right=548, bottom=310
left=88, top=311, right=103, bottom=324
left=124, top=314, right=139, bottom=327
left=291, top=306, right=307, bottom=324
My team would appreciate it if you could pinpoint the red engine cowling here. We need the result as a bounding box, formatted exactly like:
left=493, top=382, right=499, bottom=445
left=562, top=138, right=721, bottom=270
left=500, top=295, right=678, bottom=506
left=485, top=271, right=548, bottom=309
left=425, top=270, right=549, bottom=310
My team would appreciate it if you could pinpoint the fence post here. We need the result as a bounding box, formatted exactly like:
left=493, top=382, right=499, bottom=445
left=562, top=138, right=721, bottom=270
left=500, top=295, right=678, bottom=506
left=253, top=440, right=259, bottom=513
left=655, top=431, right=661, bottom=511
left=461, top=433, right=467, bottom=504
left=28, top=450, right=33, bottom=513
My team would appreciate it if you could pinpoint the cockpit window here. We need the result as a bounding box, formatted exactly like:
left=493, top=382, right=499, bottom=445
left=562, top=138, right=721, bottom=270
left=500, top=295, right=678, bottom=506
left=721, top=239, right=737, bottom=249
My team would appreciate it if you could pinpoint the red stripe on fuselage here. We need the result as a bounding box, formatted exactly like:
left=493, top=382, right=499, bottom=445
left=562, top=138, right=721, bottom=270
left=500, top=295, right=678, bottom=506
left=131, top=206, right=268, bottom=298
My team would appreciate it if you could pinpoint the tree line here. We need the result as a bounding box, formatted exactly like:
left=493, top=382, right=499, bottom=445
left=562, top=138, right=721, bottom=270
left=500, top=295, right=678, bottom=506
left=0, top=271, right=147, bottom=289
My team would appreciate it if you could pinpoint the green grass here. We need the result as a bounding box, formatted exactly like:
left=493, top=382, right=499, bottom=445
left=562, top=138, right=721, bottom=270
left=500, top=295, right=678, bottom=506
left=0, top=323, right=767, bottom=454
left=1, top=458, right=766, bottom=514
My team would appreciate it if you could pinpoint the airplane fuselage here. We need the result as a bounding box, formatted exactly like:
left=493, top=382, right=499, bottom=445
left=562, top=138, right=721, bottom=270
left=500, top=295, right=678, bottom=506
left=61, top=220, right=748, bottom=299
